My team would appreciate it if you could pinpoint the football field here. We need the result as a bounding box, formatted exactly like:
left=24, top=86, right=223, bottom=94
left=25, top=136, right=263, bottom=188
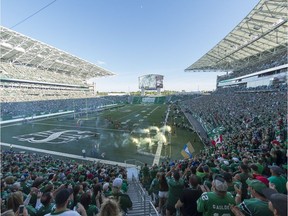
left=1, top=104, right=204, bottom=165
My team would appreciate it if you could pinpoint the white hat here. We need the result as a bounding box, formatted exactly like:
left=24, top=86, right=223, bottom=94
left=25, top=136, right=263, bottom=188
left=214, top=177, right=228, bottom=192
left=223, top=160, right=229, bottom=165
left=103, top=183, right=109, bottom=190
left=112, top=178, right=123, bottom=188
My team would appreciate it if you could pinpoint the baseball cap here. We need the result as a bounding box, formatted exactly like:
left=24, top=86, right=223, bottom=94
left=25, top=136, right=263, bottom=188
left=223, top=160, right=229, bottom=165
left=103, top=183, right=110, bottom=190
left=232, top=157, right=239, bottom=162
left=246, top=179, right=267, bottom=194
left=254, top=175, right=269, bottom=186
left=202, top=165, right=209, bottom=172
left=55, top=188, right=73, bottom=205
left=210, top=167, right=220, bottom=174
left=220, top=164, right=229, bottom=172
left=268, top=165, right=284, bottom=175
left=262, top=188, right=288, bottom=216
left=20, top=175, right=27, bottom=182
left=112, top=178, right=123, bottom=188
left=213, top=176, right=228, bottom=192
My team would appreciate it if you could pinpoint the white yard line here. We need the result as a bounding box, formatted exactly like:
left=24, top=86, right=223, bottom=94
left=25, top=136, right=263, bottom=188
left=152, top=105, right=170, bottom=165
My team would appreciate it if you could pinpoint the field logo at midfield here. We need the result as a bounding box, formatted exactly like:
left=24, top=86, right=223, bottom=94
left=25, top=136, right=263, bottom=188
left=13, top=129, right=94, bottom=144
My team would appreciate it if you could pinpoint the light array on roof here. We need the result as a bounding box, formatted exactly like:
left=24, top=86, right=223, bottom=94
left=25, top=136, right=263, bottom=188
left=0, top=26, right=115, bottom=79
left=185, top=0, right=288, bottom=72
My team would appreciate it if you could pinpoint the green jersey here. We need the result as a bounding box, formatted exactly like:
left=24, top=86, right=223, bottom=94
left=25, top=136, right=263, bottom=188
left=256, top=163, right=264, bottom=174
left=85, top=204, right=98, bottom=216
left=166, top=177, right=185, bottom=206
left=268, top=175, right=287, bottom=194
left=149, top=178, right=160, bottom=193
left=238, top=198, right=273, bottom=216
left=196, top=171, right=207, bottom=183
left=197, top=192, right=235, bottom=216
left=36, top=204, right=53, bottom=216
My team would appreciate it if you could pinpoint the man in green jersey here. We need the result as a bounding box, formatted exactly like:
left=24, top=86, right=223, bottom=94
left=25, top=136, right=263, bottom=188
left=166, top=169, right=185, bottom=216
left=263, top=188, right=288, bottom=216
left=236, top=179, right=273, bottom=216
left=268, top=165, right=286, bottom=194
left=197, top=175, right=235, bottom=216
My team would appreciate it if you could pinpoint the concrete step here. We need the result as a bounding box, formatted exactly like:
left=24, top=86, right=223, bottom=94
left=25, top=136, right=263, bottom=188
left=126, top=180, right=159, bottom=216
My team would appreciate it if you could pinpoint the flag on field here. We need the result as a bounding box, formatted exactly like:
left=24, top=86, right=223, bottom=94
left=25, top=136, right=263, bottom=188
left=181, top=142, right=194, bottom=159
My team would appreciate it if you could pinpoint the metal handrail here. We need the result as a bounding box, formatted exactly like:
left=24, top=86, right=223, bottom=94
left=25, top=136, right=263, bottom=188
left=131, top=174, right=159, bottom=216
left=124, top=159, right=145, bottom=167
left=148, top=200, right=159, bottom=216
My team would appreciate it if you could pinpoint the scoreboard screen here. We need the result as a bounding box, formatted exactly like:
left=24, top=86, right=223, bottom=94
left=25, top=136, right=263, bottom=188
left=139, top=74, right=164, bottom=90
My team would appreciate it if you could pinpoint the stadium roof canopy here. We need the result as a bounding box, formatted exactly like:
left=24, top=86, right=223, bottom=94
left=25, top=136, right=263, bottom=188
left=0, top=26, right=115, bottom=79
left=185, top=0, right=287, bottom=72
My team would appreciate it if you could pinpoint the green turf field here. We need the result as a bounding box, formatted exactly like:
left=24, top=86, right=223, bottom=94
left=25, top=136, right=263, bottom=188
left=1, top=104, right=204, bottom=164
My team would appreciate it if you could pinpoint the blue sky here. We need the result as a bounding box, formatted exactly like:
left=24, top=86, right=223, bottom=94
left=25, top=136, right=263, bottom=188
left=1, top=0, right=259, bottom=92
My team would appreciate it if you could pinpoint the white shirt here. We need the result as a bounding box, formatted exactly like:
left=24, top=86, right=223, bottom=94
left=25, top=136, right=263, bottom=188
left=45, top=210, right=80, bottom=216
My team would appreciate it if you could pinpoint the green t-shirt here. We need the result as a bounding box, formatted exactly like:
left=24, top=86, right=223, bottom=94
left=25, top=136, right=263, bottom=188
left=121, top=180, right=128, bottom=193
left=110, top=192, right=132, bottom=213
left=149, top=178, right=160, bottom=193
left=238, top=198, right=273, bottom=216
left=142, top=166, right=149, bottom=177
left=21, top=182, right=31, bottom=195
left=256, top=163, right=264, bottom=174
left=268, top=175, right=287, bottom=194
left=150, top=169, right=158, bottom=179
left=239, top=172, right=249, bottom=199
left=229, top=163, right=239, bottom=173
left=85, top=204, right=98, bottom=216
left=227, top=184, right=236, bottom=197
left=166, top=177, right=185, bottom=206
left=197, top=192, right=235, bottom=216
left=36, top=204, right=53, bottom=216
left=196, top=171, right=207, bottom=179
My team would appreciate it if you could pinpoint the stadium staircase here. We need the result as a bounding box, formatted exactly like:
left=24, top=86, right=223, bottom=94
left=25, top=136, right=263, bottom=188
left=126, top=175, right=159, bottom=216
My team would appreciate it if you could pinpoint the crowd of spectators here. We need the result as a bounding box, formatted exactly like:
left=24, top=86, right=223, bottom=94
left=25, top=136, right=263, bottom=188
left=1, top=151, right=132, bottom=216
left=1, top=78, right=287, bottom=215
left=0, top=62, right=130, bottom=103
left=140, top=142, right=287, bottom=215
left=217, top=49, right=287, bottom=82
left=138, top=85, right=287, bottom=216
left=0, top=84, right=93, bottom=103
left=183, top=86, right=287, bottom=148
left=0, top=96, right=129, bottom=120
left=0, top=63, right=84, bottom=85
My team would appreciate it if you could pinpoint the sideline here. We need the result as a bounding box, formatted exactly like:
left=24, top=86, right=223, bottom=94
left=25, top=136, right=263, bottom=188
left=0, top=111, right=74, bottom=125
left=0, top=142, right=136, bottom=168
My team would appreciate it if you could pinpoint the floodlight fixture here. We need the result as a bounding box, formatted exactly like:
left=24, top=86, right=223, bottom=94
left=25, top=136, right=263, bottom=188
left=0, top=41, right=13, bottom=49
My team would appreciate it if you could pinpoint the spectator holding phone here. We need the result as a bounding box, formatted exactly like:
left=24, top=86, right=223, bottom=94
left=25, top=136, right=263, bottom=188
left=6, top=191, right=28, bottom=216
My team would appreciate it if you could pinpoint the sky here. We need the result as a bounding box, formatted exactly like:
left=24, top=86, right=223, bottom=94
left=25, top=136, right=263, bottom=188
left=1, top=0, right=260, bottom=92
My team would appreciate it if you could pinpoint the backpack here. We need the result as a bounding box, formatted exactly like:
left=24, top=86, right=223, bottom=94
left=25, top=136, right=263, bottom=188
left=110, top=192, right=132, bottom=213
